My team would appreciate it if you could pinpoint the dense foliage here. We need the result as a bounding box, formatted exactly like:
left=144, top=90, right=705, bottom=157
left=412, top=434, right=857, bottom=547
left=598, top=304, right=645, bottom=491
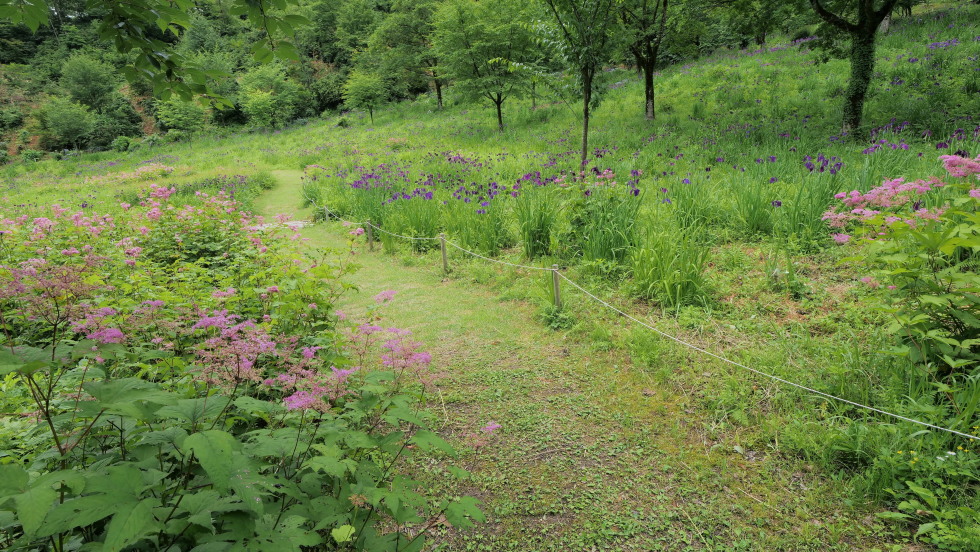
left=2, top=0, right=948, bottom=160
left=0, top=187, right=482, bottom=550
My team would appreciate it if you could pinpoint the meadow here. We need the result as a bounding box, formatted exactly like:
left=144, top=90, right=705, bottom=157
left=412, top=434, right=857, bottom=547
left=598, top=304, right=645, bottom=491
left=2, top=3, right=980, bottom=550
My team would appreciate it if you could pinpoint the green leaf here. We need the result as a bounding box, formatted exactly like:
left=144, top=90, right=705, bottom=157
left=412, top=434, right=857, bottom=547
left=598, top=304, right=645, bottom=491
left=331, top=525, right=356, bottom=543
left=104, top=498, right=158, bottom=552
left=184, top=430, right=238, bottom=492
left=156, top=397, right=229, bottom=424
left=444, top=496, right=485, bottom=529
left=37, top=493, right=129, bottom=538
left=274, top=41, right=300, bottom=62
left=0, top=464, right=28, bottom=495
left=411, top=430, right=456, bottom=457
left=13, top=486, right=56, bottom=538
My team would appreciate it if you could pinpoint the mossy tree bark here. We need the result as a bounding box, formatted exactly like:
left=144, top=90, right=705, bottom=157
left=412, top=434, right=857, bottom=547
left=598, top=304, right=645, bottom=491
left=809, top=0, right=899, bottom=135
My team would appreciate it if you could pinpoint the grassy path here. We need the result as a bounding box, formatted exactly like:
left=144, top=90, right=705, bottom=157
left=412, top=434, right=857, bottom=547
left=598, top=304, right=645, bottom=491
left=257, top=172, right=901, bottom=551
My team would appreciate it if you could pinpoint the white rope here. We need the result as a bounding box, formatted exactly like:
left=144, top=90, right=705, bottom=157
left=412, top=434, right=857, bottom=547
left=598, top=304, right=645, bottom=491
left=365, top=222, right=441, bottom=242
left=445, top=242, right=554, bottom=272
left=556, top=273, right=980, bottom=442
left=308, top=196, right=979, bottom=441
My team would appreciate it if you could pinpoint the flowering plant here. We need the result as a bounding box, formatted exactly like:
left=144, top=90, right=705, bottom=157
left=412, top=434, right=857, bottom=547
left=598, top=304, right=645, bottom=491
left=0, top=186, right=481, bottom=551
left=825, top=155, right=980, bottom=378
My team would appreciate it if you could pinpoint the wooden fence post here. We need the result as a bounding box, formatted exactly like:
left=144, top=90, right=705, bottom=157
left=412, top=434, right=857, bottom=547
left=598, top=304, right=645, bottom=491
left=366, top=220, right=373, bottom=251
left=440, top=233, right=449, bottom=274
left=552, top=264, right=562, bottom=309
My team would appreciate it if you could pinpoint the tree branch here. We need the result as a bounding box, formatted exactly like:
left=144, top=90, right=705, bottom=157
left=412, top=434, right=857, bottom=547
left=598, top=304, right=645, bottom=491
left=808, top=0, right=859, bottom=33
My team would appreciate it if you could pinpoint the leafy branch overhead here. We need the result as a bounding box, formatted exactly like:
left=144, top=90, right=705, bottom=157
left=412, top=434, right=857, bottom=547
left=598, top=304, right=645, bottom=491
left=0, top=0, right=308, bottom=103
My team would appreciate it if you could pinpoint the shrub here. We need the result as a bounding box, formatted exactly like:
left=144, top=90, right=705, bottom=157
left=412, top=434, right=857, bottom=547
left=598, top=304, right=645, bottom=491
left=156, top=96, right=207, bottom=134
left=20, top=149, right=43, bottom=162
left=0, top=186, right=483, bottom=552
left=110, top=136, right=131, bottom=152
left=824, top=156, right=980, bottom=547
left=37, top=96, right=95, bottom=150
left=0, top=106, right=24, bottom=132
left=60, top=54, right=117, bottom=111
left=88, top=94, right=144, bottom=148
left=239, top=64, right=302, bottom=128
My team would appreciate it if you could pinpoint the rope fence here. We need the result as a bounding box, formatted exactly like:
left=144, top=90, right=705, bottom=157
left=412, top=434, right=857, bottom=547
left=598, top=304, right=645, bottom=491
left=309, top=200, right=980, bottom=442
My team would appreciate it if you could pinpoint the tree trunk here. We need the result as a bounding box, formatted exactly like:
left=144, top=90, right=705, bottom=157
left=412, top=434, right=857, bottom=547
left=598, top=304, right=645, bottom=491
left=643, top=58, right=655, bottom=120
left=495, top=98, right=504, bottom=131
left=842, top=32, right=876, bottom=135
left=581, top=71, right=592, bottom=173
left=531, top=81, right=536, bottom=110
left=369, top=106, right=374, bottom=125
left=434, top=78, right=443, bottom=110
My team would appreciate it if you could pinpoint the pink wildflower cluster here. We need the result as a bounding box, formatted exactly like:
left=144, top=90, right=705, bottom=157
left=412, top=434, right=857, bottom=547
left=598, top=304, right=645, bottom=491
left=195, top=318, right=278, bottom=387
left=940, top=154, right=980, bottom=179
left=822, top=176, right=947, bottom=232
left=267, top=364, right=359, bottom=412
left=381, top=331, right=434, bottom=385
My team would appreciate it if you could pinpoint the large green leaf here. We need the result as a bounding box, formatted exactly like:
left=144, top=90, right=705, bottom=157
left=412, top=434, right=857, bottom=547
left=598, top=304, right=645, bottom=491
left=36, top=493, right=131, bottom=538
left=13, top=486, right=56, bottom=538
left=156, top=397, right=230, bottom=424
left=411, top=430, right=457, bottom=457
left=183, top=430, right=238, bottom=492
left=103, top=498, right=159, bottom=552
left=0, top=464, right=28, bottom=495
left=444, top=496, right=485, bottom=529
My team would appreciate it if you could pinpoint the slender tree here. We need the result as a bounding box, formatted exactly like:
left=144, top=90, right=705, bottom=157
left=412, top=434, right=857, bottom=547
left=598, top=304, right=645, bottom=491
left=809, top=0, right=899, bottom=134
left=540, top=0, right=618, bottom=168
left=620, top=0, right=670, bottom=120
left=434, top=0, right=536, bottom=131
left=367, top=0, right=445, bottom=108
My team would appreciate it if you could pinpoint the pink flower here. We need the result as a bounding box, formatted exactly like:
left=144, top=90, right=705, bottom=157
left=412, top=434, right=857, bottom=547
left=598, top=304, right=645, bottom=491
left=350, top=227, right=365, bottom=236
left=88, top=327, right=125, bottom=344
left=331, top=366, right=359, bottom=383
left=32, top=217, right=54, bottom=232
left=284, top=391, right=318, bottom=411
left=940, top=154, right=980, bottom=179
left=267, top=286, right=279, bottom=293
left=831, top=233, right=851, bottom=244
left=970, top=189, right=980, bottom=199
left=860, top=276, right=880, bottom=289
left=481, top=422, right=502, bottom=434
left=373, top=290, right=396, bottom=303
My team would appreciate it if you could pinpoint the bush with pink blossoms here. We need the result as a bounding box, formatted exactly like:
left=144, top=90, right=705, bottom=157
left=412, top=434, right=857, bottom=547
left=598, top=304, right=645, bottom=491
left=0, top=185, right=481, bottom=551
left=826, top=155, right=980, bottom=377
left=824, top=156, right=980, bottom=549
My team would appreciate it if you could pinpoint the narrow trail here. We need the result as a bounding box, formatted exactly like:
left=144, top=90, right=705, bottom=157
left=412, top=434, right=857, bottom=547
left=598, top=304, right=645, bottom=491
left=255, top=172, right=900, bottom=551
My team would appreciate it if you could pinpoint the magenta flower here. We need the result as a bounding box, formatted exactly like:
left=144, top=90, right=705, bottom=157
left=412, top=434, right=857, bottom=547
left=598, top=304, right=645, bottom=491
left=481, top=422, right=502, bottom=434
left=831, top=233, right=851, bottom=244
left=284, top=391, right=318, bottom=411
left=88, top=327, right=125, bottom=344
left=350, top=227, right=365, bottom=236
left=373, top=290, right=396, bottom=303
